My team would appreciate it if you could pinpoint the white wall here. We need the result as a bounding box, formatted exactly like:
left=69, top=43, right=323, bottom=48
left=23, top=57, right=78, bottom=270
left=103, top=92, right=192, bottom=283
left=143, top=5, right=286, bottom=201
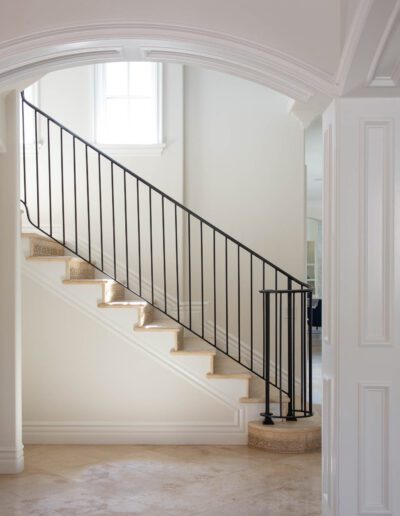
left=184, top=66, right=305, bottom=279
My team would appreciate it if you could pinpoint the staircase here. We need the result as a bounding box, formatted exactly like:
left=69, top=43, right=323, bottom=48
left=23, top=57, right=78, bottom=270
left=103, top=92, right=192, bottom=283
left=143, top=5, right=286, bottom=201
left=20, top=92, right=317, bottom=448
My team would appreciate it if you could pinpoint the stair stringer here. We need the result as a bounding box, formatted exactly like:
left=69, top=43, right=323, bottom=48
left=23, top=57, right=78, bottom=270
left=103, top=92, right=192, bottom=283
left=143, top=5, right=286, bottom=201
left=22, top=255, right=263, bottom=445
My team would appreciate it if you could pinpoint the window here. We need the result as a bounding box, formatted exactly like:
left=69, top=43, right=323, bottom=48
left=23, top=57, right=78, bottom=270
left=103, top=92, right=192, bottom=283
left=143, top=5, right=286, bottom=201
left=94, top=62, right=163, bottom=149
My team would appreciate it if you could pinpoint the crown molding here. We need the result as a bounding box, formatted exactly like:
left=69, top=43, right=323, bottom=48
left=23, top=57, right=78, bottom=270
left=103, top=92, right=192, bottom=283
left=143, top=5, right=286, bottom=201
left=0, top=22, right=336, bottom=101
left=336, top=0, right=375, bottom=94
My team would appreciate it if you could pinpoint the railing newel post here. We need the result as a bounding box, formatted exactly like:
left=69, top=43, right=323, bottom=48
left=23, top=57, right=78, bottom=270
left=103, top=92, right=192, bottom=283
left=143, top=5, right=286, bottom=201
left=262, top=290, right=273, bottom=425
left=286, top=279, right=297, bottom=421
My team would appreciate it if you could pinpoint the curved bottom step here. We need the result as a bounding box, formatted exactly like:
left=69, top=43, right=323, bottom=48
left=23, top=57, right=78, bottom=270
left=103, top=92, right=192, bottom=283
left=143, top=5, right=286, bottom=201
left=248, top=416, right=321, bottom=453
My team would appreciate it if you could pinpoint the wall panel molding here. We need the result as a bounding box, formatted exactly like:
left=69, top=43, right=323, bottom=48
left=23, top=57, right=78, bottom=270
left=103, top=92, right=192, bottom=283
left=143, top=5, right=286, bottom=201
left=358, top=383, right=391, bottom=515
left=359, top=119, right=394, bottom=347
left=323, top=124, right=332, bottom=346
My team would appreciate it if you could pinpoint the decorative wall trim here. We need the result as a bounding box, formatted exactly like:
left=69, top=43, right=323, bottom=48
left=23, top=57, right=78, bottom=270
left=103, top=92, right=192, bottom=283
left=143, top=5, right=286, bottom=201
left=359, top=120, right=394, bottom=347
left=141, top=47, right=314, bottom=103
left=358, top=383, right=391, bottom=515
left=0, top=47, right=122, bottom=86
left=323, top=124, right=332, bottom=346
left=23, top=419, right=248, bottom=445
left=0, top=22, right=336, bottom=100
left=322, top=379, right=332, bottom=510
left=0, top=446, right=24, bottom=474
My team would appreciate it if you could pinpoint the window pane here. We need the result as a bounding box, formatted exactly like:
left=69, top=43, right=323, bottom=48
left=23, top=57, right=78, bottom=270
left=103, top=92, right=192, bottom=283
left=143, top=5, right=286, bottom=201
left=95, top=62, right=161, bottom=145
left=129, top=62, right=156, bottom=97
left=129, top=98, right=157, bottom=144
left=102, top=99, right=130, bottom=144
left=105, top=62, right=128, bottom=97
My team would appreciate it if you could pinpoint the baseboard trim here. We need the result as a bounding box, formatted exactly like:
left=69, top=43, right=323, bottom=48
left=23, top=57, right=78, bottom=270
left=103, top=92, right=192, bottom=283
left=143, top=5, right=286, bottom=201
left=0, top=446, right=24, bottom=474
left=23, top=422, right=248, bottom=445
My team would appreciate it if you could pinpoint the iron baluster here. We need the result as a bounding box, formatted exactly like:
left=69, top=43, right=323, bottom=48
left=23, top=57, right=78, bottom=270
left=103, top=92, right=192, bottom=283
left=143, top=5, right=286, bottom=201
left=85, top=144, right=90, bottom=261
left=124, top=170, right=129, bottom=288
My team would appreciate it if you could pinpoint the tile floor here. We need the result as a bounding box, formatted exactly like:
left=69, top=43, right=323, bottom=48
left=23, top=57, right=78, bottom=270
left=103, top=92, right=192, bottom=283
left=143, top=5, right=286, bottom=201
left=0, top=445, right=321, bottom=515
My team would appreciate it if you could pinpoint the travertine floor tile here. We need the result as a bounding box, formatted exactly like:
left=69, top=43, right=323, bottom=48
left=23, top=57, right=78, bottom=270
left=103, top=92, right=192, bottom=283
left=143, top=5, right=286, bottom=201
left=0, top=445, right=321, bottom=515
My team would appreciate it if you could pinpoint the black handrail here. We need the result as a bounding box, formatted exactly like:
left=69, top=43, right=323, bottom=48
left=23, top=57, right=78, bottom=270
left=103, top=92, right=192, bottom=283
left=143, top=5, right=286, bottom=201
left=21, top=91, right=313, bottom=423
left=21, top=92, right=308, bottom=287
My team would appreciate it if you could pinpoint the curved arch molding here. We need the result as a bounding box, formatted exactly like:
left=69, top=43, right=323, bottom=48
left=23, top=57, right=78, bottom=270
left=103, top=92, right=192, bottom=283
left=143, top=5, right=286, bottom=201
left=0, top=22, right=336, bottom=102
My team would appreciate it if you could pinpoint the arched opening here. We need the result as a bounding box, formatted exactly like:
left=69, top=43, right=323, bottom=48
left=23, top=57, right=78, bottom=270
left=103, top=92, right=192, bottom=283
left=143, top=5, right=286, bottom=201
left=0, top=30, right=326, bottom=514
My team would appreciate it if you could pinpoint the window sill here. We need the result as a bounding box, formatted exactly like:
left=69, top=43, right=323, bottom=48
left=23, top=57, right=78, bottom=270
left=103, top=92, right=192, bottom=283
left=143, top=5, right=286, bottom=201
left=98, top=143, right=166, bottom=157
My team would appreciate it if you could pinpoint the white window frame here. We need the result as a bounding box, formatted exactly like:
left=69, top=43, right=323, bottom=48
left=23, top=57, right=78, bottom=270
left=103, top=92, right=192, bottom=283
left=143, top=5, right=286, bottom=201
left=93, top=62, right=165, bottom=156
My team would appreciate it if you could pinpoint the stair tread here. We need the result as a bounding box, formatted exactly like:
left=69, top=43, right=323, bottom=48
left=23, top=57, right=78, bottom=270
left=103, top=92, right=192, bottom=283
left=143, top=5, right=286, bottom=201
left=21, top=232, right=54, bottom=241
left=171, top=349, right=216, bottom=356
left=134, top=322, right=181, bottom=332
left=98, top=301, right=148, bottom=308
left=63, top=279, right=116, bottom=285
left=240, top=393, right=290, bottom=404
left=207, top=372, right=252, bottom=380
left=27, top=255, right=80, bottom=262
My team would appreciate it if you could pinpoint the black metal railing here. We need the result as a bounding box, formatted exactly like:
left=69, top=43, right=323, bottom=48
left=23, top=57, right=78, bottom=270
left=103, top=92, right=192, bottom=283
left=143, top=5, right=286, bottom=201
left=20, top=91, right=313, bottom=423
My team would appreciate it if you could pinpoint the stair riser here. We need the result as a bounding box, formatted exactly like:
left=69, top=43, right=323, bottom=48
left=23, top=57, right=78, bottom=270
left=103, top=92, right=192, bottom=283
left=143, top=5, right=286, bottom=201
left=67, top=260, right=95, bottom=280
left=95, top=306, right=147, bottom=330
left=132, top=330, right=181, bottom=353
left=170, top=355, right=214, bottom=377
left=205, top=378, right=250, bottom=399
left=30, top=237, right=64, bottom=257
left=102, top=282, right=125, bottom=303
left=137, top=304, right=154, bottom=327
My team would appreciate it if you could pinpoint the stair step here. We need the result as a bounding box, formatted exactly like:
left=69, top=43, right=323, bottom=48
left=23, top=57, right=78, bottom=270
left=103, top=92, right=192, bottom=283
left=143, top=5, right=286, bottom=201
left=134, top=322, right=181, bottom=332
left=63, top=279, right=114, bottom=285
left=26, top=255, right=76, bottom=262
left=171, top=349, right=216, bottom=357
left=206, top=372, right=252, bottom=380
left=98, top=301, right=148, bottom=309
left=181, top=336, right=215, bottom=352
left=240, top=394, right=290, bottom=404
left=22, top=232, right=65, bottom=257
left=21, top=232, right=53, bottom=241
